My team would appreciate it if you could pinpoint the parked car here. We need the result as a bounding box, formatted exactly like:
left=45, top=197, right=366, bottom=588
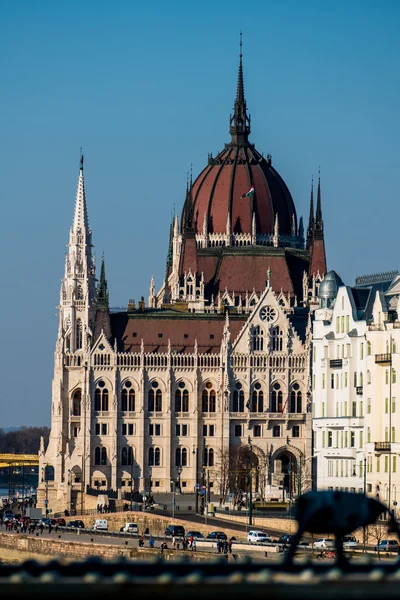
left=273, top=534, right=294, bottom=545
left=185, top=530, right=205, bottom=540
left=55, top=518, right=66, bottom=526
left=3, top=512, right=14, bottom=523
left=93, top=519, right=108, bottom=531
left=120, top=522, right=139, bottom=534
left=206, top=531, right=227, bottom=540
left=247, top=530, right=271, bottom=544
left=343, top=535, right=358, bottom=549
left=375, top=540, right=400, bottom=552
left=313, top=538, right=335, bottom=549
left=66, top=520, right=85, bottom=529
left=39, top=518, right=56, bottom=527
left=164, top=525, right=185, bottom=538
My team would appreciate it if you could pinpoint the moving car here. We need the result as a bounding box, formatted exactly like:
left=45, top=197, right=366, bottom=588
left=343, top=535, right=358, bottom=549
left=3, top=512, right=14, bottom=523
left=313, top=538, right=335, bottom=549
left=120, top=522, right=139, bottom=534
left=164, top=525, right=185, bottom=538
left=93, top=519, right=108, bottom=531
left=55, top=518, right=66, bottom=526
left=185, top=530, right=205, bottom=540
left=66, top=520, right=85, bottom=529
left=375, top=540, right=399, bottom=552
left=206, top=531, right=227, bottom=540
left=247, top=530, right=271, bottom=544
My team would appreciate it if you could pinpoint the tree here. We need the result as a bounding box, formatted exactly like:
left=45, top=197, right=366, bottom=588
left=0, top=426, right=50, bottom=454
left=368, top=520, right=389, bottom=560
left=214, top=447, right=231, bottom=502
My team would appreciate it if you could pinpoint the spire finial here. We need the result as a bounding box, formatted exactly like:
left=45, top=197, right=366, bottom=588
left=80, top=147, right=84, bottom=170
left=96, top=253, right=109, bottom=308
left=306, top=175, right=315, bottom=249
left=314, top=168, right=324, bottom=239
left=190, top=163, right=193, bottom=188
left=229, top=32, right=250, bottom=145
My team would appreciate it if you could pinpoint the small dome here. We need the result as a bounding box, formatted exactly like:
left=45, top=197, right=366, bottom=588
left=318, top=271, right=344, bottom=307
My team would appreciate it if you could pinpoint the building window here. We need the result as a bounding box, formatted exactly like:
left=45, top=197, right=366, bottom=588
left=367, top=398, right=371, bottom=414
left=175, top=447, right=187, bottom=467
left=290, top=383, right=302, bottom=413
left=353, top=372, right=357, bottom=388
left=203, top=448, right=214, bottom=467
left=148, top=381, right=162, bottom=412
left=393, top=369, right=397, bottom=384
left=121, top=447, right=133, bottom=466
left=322, top=402, right=325, bottom=417
left=394, top=456, right=397, bottom=473
left=360, top=431, right=363, bottom=447
left=367, top=427, right=371, bottom=442
left=360, top=343, right=364, bottom=360
left=102, top=423, right=107, bottom=435
left=251, top=382, right=264, bottom=412
left=72, top=389, right=81, bottom=416
left=367, top=341, right=372, bottom=355
left=341, top=316, right=344, bottom=333
left=232, top=382, right=245, bottom=411
left=292, top=425, right=300, bottom=438
left=271, top=326, right=283, bottom=352
left=392, top=427, right=396, bottom=443
left=336, top=317, right=340, bottom=333
left=328, top=431, right=333, bottom=447
left=122, top=423, right=127, bottom=435
left=202, top=382, right=216, bottom=412
left=385, top=456, right=389, bottom=473
left=352, top=401, right=357, bottom=417
left=377, top=457, right=380, bottom=473
left=121, top=382, right=135, bottom=412
left=234, top=424, right=242, bottom=437
left=76, top=318, right=83, bottom=350
left=271, top=383, right=283, bottom=412
left=252, top=325, right=264, bottom=351
left=350, top=432, right=355, bottom=447
left=254, top=425, right=261, bottom=437
left=322, top=431, right=326, bottom=447
left=346, top=315, right=350, bottom=332
left=386, top=370, right=389, bottom=385
left=331, top=374, right=334, bottom=389
left=393, top=398, right=396, bottom=413
left=73, top=427, right=79, bottom=438
left=272, top=425, right=280, bottom=438
left=209, top=424, right=215, bottom=437
left=344, top=372, right=348, bottom=387
left=94, top=381, right=109, bottom=412
left=94, top=447, right=101, bottom=465
left=175, top=382, right=189, bottom=412
left=385, top=398, right=389, bottom=413
left=149, top=447, right=161, bottom=466
left=95, top=423, right=100, bottom=435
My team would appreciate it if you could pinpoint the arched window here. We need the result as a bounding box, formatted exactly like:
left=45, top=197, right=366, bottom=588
left=208, top=448, right=214, bottom=467
left=367, top=370, right=371, bottom=384
left=121, top=447, right=128, bottom=466
left=95, top=381, right=108, bottom=412
left=121, top=382, right=135, bottom=412
left=101, top=447, right=107, bottom=465
left=149, top=381, right=162, bottom=412
left=232, top=382, right=244, bottom=412
left=76, top=284, right=84, bottom=300
left=251, top=382, right=264, bottom=412
left=76, top=319, right=83, bottom=350
left=386, top=370, right=389, bottom=385
left=155, top=447, right=160, bottom=466
left=290, top=383, right=302, bottom=413
left=176, top=447, right=187, bottom=466
left=72, top=389, right=81, bottom=416
left=127, top=447, right=133, bottom=465
left=367, top=341, right=372, bottom=356
left=360, top=372, right=363, bottom=386
left=202, top=382, right=216, bottom=413
left=149, top=447, right=154, bottom=466
left=175, top=382, right=189, bottom=413
left=271, top=383, right=283, bottom=412
left=252, top=325, right=264, bottom=351
left=271, top=326, right=283, bottom=352
left=393, top=369, right=397, bottom=384
left=94, top=389, right=101, bottom=412
left=393, top=341, right=397, bottom=354
left=95, top=447, right=101, bottom=465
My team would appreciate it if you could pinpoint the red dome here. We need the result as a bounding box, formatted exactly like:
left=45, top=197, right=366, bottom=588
left=190, top=145, right=296, bottom=236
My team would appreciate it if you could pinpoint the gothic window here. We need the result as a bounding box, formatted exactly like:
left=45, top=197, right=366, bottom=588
left=72, top=389, right=81, bottom=416
left=121, top=447, right=128, bottom=466
left=271, top=326, right=283, bottom=352
left=203, top=447, right=214, bottom=467
left=94, top=381, right=108, bottom=412
left=148, top=381, right=162, bottom=412
left=251, top=382, right=264, bottom=412
left=271, top=382, right=283, bottom=412
left=149, top=447, right=161, bottom=466
left=76, top=319, right=83, bottom=350
left=290, top=383, right=302, bottom=413
left=77, top=284, right=84, bottom=300
left=186, top=277, right=194, bottom=296
left=101, top=447, right=107, bottom=465
left=232, top=382, right=244, bottom=412
left=175, top=382, right=189, bottom=412
left=175, top=447, right=188, bottom=467
left=94, top=447, right=101, bottom=465
left=202, top=382, right=216, bottom=412
left=121, top=382, right=135, bottom=412
left=252, top=325, right=264, bottom=351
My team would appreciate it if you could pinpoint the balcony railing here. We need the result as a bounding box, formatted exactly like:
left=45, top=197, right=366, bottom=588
left=329, top=359, right=343, bottom=368
left=374, top=442, right=391, bottom=452
left=375, top=353, right=392, bottom=364
left=356, top=386, right=363, bottom=395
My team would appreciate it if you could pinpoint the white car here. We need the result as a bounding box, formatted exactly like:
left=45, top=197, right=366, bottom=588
left=93, top=519, right=108, bottom=531
left=313, top=538, right=335, bottom=549
left=343, top=535, right=358, bottom=549
left=247, top=530, right=271, bottom=544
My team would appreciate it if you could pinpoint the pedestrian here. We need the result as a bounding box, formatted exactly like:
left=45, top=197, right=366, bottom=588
left=223, top=540, right=228, bottom=554
left=228, top=538, right=233, bottom=554
left=39, top=523, right=44, bottom=535
left=217, top=539, right=222, bottom=554
left=189, top=535, right=194, bottom=550
left=48, top=524, right=53, bottom=534
left=172, top=535, right=176, bottom=549
left=193, top=539, right=197, bottom=552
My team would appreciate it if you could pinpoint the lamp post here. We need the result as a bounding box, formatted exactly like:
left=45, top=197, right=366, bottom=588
left=130, top=449, right=134, bottom=510
left=67, top=469, right=71, bottom=514
left=171, top=480, right=175, bottom=518
left=193, top=446, right=199, bottom=513
left=248, top=436, right=253, bottom=527
left=177, top=466, right=183, bottom=494
left=363, top=456, right=367, bottom=553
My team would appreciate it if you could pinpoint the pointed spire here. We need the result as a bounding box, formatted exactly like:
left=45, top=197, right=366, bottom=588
left=298, top=216, right=304, bottom=240
left=96, top=254, right=109, bottom=308
left=183, top=176, right=195, bottom=232
left=306, top=176, right=315, bottom=249
left=72, top=151, right=89, bottom=234
left=229, top=32, right=251, bottom=145
left=314, top=170, right=324, bottom=237
left=174, top=214, right=179, bottom=237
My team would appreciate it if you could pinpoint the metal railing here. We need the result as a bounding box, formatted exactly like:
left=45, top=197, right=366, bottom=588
left=375, top=354, right=392, bottom=364
left=374, top=442, right=392, bottom=452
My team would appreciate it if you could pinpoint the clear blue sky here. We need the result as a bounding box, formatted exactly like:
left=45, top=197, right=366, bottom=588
left=1, top=0, right=399, bottom=427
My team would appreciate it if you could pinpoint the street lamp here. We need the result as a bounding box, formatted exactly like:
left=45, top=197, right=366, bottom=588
left=177, top=466, right=183, bottom=494
left=192, top=446, right=199, bottom=513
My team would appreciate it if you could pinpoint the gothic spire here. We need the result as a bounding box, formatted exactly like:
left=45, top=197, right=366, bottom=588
left=229, top=32, right=251, bottom=146
left=183, top=176, right=195, bottom=233
left=96, top=254, right=109, bottom=309
left=306, top=176, right=314, bottom=250
left=72, top=152, right=90, bottom=234
left=315, top=171, right=323, bottom=235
